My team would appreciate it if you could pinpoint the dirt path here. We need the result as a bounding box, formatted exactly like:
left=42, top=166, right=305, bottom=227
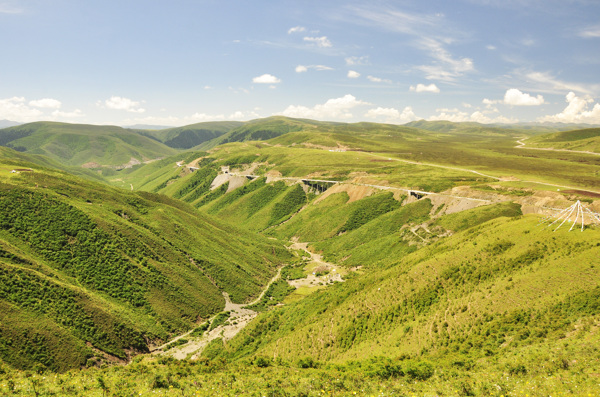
left=515, top=139, right=600, bottom=156
left=155, top=267, right=283, bottom=359
left=288, top=241, right=344, bottom=286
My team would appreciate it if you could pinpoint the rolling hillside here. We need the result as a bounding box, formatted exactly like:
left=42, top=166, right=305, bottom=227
left=0, top=149, right=290, bottom=371
left=525, top=127, right=600, bottom=153
left=134, top=121, right=243, bottom=149
left=0, top=121, right=177, bottom=169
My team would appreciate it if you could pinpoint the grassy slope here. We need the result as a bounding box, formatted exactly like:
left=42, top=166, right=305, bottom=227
left=526, top=127, right=600, bottom=153
left=0, top=155, right=290, bottom=371
left=0, top=122, right=177, bottom=167
left=106, top=117, right=600, bottom=199
left=220, top=210, right=600, bottom=370
left=135, top=121, right=242, bottom=149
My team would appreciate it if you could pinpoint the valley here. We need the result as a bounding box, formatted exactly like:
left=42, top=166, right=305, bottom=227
left=0, top=117, right=599, bottom=395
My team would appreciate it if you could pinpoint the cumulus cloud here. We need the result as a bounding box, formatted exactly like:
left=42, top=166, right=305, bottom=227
left=296, top=65, right=333, bottom=73
left=124, top=109, right=262, bottom=127
left=252, top=74, right=281, bottom=84
left=345, top=56, right=369, bottom=66
left=0, top=96, right=42, bottom=122
left=429, top=107, right=516, bottom=123
left=347, top=70, right=360, bottom=79
left=303, top=36, right=332, bottom=48
left=539, top=92, right=600, bottom=124
left=288, top=26, right=306, bottom=34
left=410, top=83, right=440, bottom=93
left=51, top=109, right=84, bottom=119
left=29, top=98, right=62, bottom=109
left=278, top=94, right=370, bottom=120
left=104, top=96, right=145, bottom=113
left=367, top=75, right=392, bottom=83
left=364, top=106, right=418, bottom=124
left=229, top=110, right=260, bottom=120
left=503, top=88, right=544, bottom=106
left=486, top=45, right=496, bottom=50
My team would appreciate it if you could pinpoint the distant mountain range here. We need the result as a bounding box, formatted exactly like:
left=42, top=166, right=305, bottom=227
left=0, top=119, right=21, bottom=128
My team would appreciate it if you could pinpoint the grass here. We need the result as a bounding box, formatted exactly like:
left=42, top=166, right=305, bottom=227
left=0, top=122, right=177, bottom=167
left=0, top=155, right=291, bottom=371
left=2, top=118, right=600, bottom=391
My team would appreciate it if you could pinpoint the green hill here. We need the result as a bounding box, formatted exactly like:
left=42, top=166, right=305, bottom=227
left=134, top=121, right=243, bottom=149
left=526, top=127, right=600, bottom=153
left=211, top=208, right=600, bottom=384
left=0, top=152, right=290, bottom=371
left=0, top=121, right=177, bottom=168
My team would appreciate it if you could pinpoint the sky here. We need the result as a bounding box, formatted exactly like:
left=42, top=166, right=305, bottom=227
left=1, top=0, right=600, bottom=127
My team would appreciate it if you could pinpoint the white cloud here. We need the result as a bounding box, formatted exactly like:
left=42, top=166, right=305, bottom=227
left=367, top=75, right=392, bottom=83
left=29, top=98, right=62, bottom=109
left=229, top=110, right=260, bottom=120
left=0, top=4, right=23, bottom=14
left=429, top=107, right=516, bottom=123
left=51, top=109, right=84, bottom=119
left=104, top=96, right=145, bottom=113
left=345, top=56, right=369, bottom=66
left=521, top=38, right=536, bottom=47
left=278, top=94, right=370, bottom=120
left=409, top=83, right=440, bottom=93
left=252, top=74, right=281, bottom=84
left=288, top=26, right=306, bottom=34
left=525, top=71, right=595, bottom=95
left=364, top=106, right=418, bottom=123
left=539, top=92, right=600, bottom=124
left=296, top=64, right=333, bottom=73
left=228, top=86, right=251, bottom=94
left=303, top=36, right=332, bottom=48
left=0, top=96, right=42, bottom=122
left=345, top=5, right=438, bottom=36
left=203, top=85, right=213, bottom=90
left=347, top=70, right=360, bottom=79
left=416, top=37, right=474, bottom=81
left=579, top=26, right=600, bottom=38
left=123, top=109, right=261, bottom=127
left=486, top=45, right=496, bottom=50
left=503, top=88, right=545, bottom=106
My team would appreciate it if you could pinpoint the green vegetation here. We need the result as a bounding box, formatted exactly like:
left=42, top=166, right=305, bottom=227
left=135, top=121, right=242, bottom=149
left=1, top=117, right=599, bottom=394
left=0, top=122, right=176, bottom=167
left=246, top=280, right=296, bottom=312
left=526, top=127, right=600, bottom=153
left=0, top=155, right=290, bottom=371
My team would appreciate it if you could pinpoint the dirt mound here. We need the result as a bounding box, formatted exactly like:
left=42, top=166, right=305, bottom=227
left=314, top=184, right=375, bottom=204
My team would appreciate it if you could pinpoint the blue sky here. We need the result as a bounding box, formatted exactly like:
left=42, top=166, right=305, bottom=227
left=1, top=0, right=599, bottom=126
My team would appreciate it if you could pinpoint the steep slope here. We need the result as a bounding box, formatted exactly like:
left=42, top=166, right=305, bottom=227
left=0, top=121, right=177, bottom=168
left=134, top=121, right=242, bottom=149
left=0, top=155, right=290, bottom=371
